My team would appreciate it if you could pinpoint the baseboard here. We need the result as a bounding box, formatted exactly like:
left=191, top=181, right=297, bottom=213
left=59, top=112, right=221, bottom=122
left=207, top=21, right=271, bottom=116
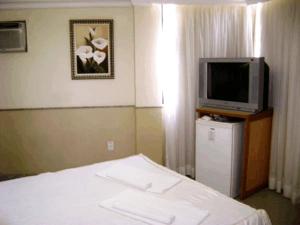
left=0, top=174, right=32, bottom=182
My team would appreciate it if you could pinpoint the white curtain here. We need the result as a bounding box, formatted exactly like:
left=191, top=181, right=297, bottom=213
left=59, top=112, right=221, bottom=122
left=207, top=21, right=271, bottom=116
left=162, top=4, right=257, bottom=177
left=161, top=0, right=300, bottom=204
left=260, top=0, right=300, bottom=204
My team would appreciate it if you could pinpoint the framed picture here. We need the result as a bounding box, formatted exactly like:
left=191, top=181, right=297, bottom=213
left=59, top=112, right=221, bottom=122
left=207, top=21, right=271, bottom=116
left=69, top=19, right=114, bottom=79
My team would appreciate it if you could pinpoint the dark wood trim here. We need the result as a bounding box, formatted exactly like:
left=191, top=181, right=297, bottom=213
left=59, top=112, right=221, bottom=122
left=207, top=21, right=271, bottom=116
left=240, top=118, right=250, bottom=199
left=197, top=107, right=274, bottom=120
left=135, top=106, right=163, bottom=109
left=196, top=107, right=253, bottom=119
left=0, top=174, right=32, bottom=182
left=248, top=108, right=273, bottom=121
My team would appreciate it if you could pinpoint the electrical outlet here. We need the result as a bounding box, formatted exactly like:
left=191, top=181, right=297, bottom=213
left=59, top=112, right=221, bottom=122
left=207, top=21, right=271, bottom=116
left=107, top=141, right=114, bottom=151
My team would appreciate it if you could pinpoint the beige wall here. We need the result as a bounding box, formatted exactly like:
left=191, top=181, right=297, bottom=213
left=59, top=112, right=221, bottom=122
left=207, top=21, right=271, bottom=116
left=0, top=107, right=136, bottom=174
left=136, top=108, right=164, bottom=164
left=0, top=6, right=165, bottom=176
left=0, top=106, right=164, bottom=175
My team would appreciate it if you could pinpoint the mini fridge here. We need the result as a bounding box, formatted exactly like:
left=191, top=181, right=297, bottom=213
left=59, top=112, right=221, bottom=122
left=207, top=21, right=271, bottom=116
left=195, top=118, right=244, bottom=197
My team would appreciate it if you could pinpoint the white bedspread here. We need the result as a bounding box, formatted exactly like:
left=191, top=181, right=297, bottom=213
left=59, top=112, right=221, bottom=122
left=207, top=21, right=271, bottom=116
left=0, top=154, right=272, bottom=225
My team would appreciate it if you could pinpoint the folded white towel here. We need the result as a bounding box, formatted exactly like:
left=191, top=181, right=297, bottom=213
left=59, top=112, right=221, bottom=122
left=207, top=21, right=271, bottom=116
left=112, top=201, right=175, bottom=225
left=104, top=164, right=152, bottom=190
left=96, top=163, right=181, bottom=193
left=99, top=190, right=209, bottom=225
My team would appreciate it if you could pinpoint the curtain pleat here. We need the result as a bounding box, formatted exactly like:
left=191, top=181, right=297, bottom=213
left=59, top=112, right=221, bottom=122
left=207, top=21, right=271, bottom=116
left=162, top=4, right=256, bottom=177
left=261, top=0, right=300, bottom=204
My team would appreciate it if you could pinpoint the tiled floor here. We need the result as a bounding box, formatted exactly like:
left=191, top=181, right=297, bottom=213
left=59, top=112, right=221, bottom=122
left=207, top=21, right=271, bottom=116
left=241, top=189, right=300, bottom=225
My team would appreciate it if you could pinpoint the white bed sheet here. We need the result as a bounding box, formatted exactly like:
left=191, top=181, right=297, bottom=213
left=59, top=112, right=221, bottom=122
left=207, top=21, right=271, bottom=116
left=0, top=154, right=272, bottom=225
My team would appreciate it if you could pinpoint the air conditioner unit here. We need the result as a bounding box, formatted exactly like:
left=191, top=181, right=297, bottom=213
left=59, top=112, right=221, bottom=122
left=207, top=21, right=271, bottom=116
left=0, top=21, right=27, bottom=53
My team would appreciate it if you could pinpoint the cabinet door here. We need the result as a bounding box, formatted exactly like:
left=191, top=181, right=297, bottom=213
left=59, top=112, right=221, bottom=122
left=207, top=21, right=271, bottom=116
left=243, top=117, right=272, bottom=195
left=195, top=123, right=233, bottom=196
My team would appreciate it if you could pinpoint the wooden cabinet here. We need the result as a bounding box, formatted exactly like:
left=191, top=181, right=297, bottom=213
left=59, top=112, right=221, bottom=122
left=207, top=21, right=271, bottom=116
left=196, top=107, right=273, bottom=199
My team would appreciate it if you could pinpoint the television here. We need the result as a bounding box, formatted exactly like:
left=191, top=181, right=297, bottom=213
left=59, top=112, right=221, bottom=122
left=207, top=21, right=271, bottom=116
left=199, top=57, right=269, bottom=113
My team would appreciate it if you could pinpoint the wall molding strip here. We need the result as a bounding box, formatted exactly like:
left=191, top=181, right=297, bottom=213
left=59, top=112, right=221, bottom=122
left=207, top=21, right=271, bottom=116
left=0, top=105, right=135, bottom=111
left=0, top=105, right=163, bottom=111
left=135, top=106, right=163, bottom=109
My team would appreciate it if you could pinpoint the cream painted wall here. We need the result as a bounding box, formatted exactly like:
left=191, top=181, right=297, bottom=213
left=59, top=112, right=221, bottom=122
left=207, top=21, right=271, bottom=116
left=0, top=7, right=135, bottom=109
left=134, top=6, right=163, bottom=107
left=0, top=107, right=136, bottom=174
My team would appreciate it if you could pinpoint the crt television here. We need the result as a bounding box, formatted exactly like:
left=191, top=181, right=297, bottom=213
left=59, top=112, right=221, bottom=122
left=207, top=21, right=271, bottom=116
left=199, top=57, right=269, bottom=113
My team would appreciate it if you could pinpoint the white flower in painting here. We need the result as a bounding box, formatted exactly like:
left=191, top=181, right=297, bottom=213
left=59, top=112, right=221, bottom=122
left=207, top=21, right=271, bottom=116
left=91, top=37, right=108, bottom=50
left=93, top=51, right=106, bottom=65
left=75, top=46, right=93, bottom=64
left=88, top=27, right=96, bottom=37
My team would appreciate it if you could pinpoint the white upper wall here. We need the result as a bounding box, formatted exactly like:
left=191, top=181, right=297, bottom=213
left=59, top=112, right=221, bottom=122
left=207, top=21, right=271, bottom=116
left=0, top=1, right=268, bottom=109
left=0, top=7, right=135, bottom=109
left=0, top=0, right=268, bottom=9
left=134, top=6, right=163, bottom=107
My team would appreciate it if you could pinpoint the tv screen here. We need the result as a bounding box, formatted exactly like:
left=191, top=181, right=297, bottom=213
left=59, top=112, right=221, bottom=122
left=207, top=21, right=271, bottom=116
left=207, top=62, right=249, bottom=103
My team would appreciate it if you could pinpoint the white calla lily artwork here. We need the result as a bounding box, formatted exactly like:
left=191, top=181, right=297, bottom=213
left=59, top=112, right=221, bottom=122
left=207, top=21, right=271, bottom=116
left=75, top=45, right=93, bottom=64
left=93, top=51, right=106, bottom=65
left=91, top=37, right=108, bottom=50
left=70, top=19, right=114, bottom=79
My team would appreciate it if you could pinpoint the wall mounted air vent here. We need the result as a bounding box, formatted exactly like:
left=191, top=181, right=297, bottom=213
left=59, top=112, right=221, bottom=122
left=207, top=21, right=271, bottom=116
left=0, top=21, right=27, bottom=53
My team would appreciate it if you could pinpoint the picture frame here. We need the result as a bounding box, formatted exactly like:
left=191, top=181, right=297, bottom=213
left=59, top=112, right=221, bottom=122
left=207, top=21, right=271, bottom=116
left=69, top=19, right=114, bottom=79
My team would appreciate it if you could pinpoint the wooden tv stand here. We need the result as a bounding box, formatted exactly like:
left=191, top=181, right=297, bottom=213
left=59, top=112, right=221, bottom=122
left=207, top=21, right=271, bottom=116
left=196, top=107, right=273, bottom=199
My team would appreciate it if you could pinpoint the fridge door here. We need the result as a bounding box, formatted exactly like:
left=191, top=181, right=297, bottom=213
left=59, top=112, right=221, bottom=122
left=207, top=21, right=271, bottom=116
left=196, top=120, right=233, bottom=196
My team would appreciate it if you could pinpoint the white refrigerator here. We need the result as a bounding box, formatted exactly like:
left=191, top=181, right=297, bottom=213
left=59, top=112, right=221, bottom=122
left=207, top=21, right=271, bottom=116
left=195, top=119, right=244, bottom=197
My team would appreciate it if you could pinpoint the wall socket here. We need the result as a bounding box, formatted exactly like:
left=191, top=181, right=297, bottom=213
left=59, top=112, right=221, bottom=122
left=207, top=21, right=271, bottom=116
left=107, top=141, right=114, bottom=151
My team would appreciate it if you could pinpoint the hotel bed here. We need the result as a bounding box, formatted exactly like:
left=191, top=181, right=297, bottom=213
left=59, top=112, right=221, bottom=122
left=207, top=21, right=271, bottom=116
left=0, top=154, right=272, bottom=225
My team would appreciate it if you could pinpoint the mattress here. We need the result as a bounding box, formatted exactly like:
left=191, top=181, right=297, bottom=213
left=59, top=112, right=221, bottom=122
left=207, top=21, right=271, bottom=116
left=0, top=154, right=272, bottom=225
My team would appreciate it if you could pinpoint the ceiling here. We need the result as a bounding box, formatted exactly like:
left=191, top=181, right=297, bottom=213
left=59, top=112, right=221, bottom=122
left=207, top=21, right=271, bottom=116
left=0, top=0, right=269, bottom=9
